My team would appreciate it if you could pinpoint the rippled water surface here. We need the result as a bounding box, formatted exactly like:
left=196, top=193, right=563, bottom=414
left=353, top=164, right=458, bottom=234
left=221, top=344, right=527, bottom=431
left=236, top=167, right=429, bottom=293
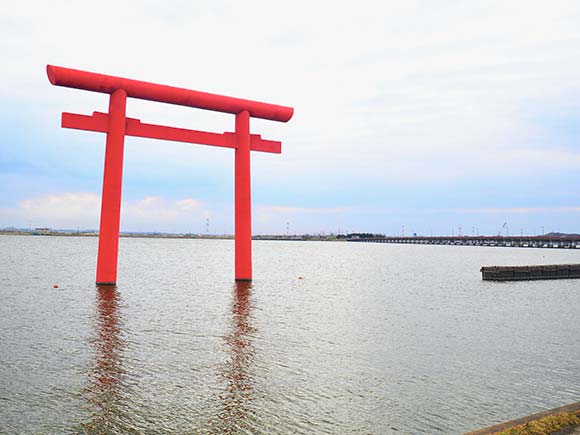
left=1, top=235, right=579, bottom=434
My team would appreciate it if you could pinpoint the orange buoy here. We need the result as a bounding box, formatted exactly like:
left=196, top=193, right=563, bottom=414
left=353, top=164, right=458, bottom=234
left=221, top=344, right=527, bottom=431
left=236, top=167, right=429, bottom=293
left=53, top=284, right=59, bottom=288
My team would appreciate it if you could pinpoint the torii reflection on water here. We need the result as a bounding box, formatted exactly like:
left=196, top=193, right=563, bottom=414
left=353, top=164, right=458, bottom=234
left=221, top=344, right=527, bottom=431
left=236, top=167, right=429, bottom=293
left=81, top=285, right=129, bottom=433
left=216, top=281, right=257, bottom=433
left=80, top=283, right=258, bottom=433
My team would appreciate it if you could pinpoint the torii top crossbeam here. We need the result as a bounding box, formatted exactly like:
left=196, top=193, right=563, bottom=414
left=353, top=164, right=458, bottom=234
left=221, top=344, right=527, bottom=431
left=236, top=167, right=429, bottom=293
left=47, top=65, right=293, bottom=122
left=47, top=65, right=293, bottom=285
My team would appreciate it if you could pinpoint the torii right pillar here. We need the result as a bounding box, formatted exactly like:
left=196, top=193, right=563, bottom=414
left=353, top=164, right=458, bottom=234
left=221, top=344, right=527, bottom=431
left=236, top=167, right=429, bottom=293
left=235, top=110, right=252, bottom=281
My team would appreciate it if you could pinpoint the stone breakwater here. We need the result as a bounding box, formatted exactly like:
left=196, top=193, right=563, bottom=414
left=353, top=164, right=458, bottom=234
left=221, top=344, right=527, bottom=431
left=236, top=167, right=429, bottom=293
left=481, top=264, right=580, bottom=281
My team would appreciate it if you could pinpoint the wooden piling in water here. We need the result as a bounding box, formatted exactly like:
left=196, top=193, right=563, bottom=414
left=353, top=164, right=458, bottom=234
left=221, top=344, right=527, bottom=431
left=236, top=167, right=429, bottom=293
left=481, top=264, right=580, bottom=281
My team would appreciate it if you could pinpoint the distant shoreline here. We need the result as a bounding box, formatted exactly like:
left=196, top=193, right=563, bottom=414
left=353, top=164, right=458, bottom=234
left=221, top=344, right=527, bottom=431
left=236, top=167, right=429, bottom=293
left=0, top=231, right=346, bottom=242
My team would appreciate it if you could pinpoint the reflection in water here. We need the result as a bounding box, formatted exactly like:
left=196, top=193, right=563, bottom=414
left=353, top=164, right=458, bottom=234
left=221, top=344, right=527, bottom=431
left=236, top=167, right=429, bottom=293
left=217, top=281, right=257, bottom=434
left=80, top=285, right=128, bottom=434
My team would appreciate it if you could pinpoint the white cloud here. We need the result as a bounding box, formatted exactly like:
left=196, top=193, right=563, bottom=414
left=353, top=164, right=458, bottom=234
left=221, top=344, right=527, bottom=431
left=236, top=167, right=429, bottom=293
left=0, top=193, right=208, bottom=232
left=176, top=198, right=201, bottom=211
left=254, top=204, right=353, bottom=234
left=0, top=194, right=355, bottom=234
left=257, top=205, right=352, bottom=214
left=15, top=193, right=101, bottom=228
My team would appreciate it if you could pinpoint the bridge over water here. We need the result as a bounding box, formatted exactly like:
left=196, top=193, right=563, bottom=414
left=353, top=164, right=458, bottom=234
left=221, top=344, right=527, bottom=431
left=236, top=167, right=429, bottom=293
left=347, top=235, right=580, bottom=249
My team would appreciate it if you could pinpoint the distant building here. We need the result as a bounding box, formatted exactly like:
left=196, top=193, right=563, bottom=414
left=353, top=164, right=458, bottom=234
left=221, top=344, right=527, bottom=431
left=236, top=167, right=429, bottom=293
left=33, top=228, right=52, bottom=235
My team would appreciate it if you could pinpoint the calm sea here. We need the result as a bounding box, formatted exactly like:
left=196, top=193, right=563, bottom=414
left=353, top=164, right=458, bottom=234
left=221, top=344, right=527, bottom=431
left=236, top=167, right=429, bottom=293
left=1, top=235, right=579, bottom=434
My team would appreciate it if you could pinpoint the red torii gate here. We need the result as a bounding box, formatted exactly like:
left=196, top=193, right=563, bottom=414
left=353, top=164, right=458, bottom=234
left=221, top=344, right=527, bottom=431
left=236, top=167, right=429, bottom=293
left=46, top=65, right=293, bottom=285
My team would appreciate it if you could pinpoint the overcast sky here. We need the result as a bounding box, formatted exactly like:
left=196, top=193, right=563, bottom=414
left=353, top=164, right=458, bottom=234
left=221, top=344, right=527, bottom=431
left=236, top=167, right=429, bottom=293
left=1, top=0, right=580, bottom=235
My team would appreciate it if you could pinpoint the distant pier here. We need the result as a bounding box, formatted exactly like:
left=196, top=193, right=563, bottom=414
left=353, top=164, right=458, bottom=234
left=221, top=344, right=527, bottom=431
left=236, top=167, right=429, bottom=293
left=347, top=235, right=580, bottom=249
left=481, top=264, right=580, bottom=281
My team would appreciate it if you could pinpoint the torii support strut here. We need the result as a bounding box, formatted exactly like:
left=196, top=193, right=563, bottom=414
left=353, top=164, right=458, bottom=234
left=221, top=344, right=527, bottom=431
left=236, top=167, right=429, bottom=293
left=47, top=65, right=293, bottom=284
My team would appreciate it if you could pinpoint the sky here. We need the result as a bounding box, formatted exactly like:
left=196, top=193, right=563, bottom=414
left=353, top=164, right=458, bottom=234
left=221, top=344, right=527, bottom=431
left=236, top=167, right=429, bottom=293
left=1, top=0, right=580, bottom=236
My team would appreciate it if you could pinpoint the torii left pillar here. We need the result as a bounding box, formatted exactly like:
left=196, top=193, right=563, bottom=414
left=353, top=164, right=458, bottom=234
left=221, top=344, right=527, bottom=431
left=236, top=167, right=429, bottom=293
left=96, top=89, right=127, bottom=285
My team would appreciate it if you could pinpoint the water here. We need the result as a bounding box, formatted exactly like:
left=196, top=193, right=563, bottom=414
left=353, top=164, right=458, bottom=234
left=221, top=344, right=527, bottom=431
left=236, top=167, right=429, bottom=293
left=1, top=235, right=579, bottom=435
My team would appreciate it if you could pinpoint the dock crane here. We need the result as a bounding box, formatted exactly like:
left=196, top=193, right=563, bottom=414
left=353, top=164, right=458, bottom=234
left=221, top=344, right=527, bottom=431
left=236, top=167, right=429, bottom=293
left=498, top=222, right=509, bottom=237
